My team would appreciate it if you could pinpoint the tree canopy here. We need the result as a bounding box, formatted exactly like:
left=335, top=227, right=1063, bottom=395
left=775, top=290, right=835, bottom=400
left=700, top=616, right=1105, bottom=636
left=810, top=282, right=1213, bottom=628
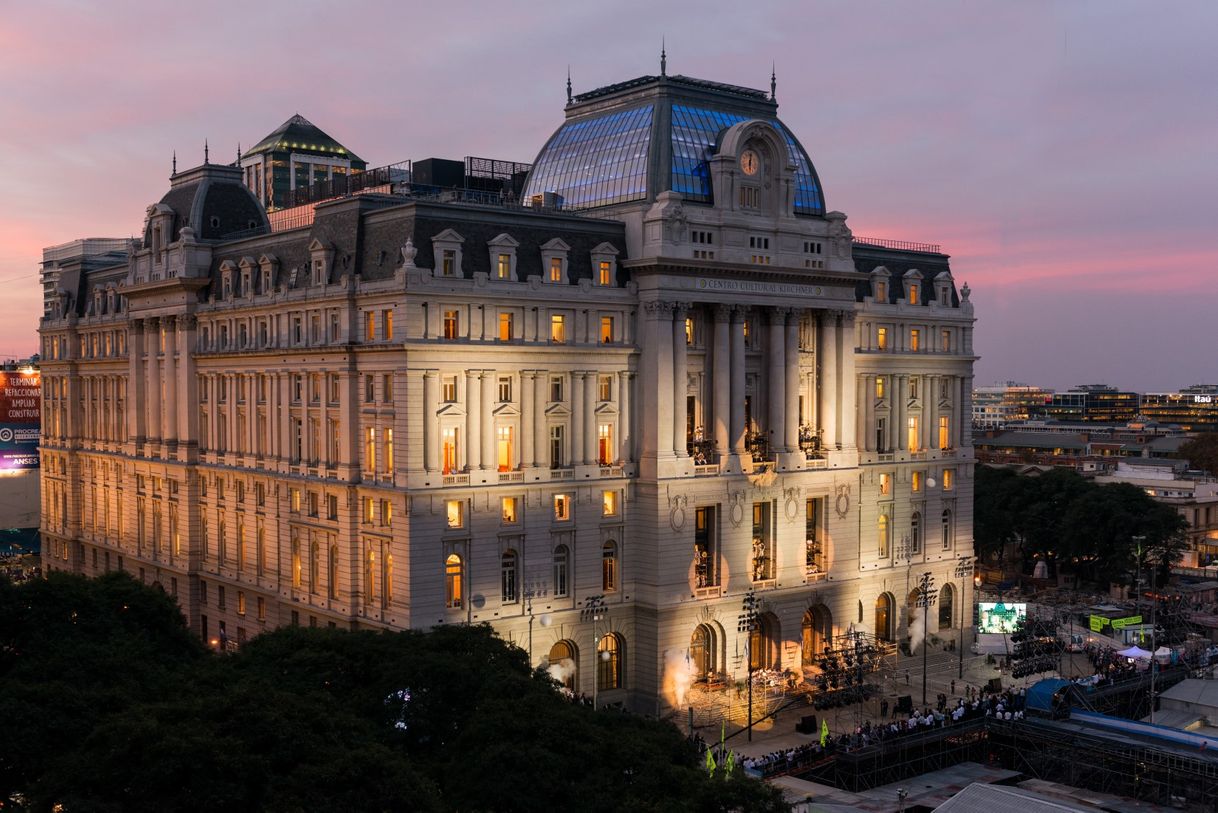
left=974, top=465, right=1189, bottom=587
left=1179, top=433, right=1218, bottom=477
left=0, top=572, right=786, bottom=812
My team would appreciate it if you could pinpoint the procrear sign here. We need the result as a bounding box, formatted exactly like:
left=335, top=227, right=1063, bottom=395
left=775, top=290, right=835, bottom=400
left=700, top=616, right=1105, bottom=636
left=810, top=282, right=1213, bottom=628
left=0, top=370, right=40, bottom=471
left=1090, top=614, right=1143, bottom=632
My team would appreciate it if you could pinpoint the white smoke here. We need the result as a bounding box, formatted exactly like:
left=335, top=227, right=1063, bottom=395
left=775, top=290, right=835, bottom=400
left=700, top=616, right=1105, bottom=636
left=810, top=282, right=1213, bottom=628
left=547, top=658, right=576, bottom=686
left=663, top=649, right=695, bottom=708
left=908, top=606, right=927, bottom=654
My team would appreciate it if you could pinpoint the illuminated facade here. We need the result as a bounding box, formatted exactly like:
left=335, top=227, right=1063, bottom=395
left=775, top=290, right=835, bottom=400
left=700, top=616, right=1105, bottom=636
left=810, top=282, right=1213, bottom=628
left=39, top=69, right=977, bottom=712
left=1140, top=385, right=1218, bottom=432
left=239, top=114, right=367, bottom=211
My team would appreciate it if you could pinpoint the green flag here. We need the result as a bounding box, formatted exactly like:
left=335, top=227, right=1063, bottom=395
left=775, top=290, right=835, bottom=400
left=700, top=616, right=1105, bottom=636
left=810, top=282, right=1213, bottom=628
left=725, top=750, right=736, bottom=776
left=820, top=718, right=829, bottom=747
left=705, top=747, right=717, bottom=775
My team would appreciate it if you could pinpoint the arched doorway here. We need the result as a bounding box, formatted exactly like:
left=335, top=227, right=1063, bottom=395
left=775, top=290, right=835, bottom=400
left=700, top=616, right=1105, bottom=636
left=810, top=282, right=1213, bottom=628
left=801, top=604, right=833, bottom=668
left=939, top=582, right=955, bottom=630
left=749, top=612, right=781, bottom=671
left=907, top=588, right=921, bottom=628
left=547, top=640, right=578, bottom=691
left=875, top=593, right=894, bottom=642
left=691, top=624, right=717, bottom=680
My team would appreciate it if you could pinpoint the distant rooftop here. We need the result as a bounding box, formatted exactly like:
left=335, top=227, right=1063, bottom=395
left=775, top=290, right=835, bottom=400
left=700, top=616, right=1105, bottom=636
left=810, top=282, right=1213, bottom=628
left=243, top=114, right=364, bottom=163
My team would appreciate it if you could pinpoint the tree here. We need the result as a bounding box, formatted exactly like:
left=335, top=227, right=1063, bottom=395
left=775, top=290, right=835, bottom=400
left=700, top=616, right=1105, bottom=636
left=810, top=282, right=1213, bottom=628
left=1180, top=433, right=1218, bottom=477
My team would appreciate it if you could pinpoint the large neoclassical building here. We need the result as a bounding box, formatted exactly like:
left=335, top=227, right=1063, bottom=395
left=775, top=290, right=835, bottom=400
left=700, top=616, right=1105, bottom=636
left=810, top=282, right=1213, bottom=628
left=40, top=67, right=977, bottom=712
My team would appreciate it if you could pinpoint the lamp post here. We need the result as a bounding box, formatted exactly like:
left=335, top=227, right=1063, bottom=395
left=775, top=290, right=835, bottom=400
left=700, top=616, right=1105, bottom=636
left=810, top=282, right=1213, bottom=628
left=954, top=554, right=976, bottom=680
left=916, top=571, right=937, bottom=707
left=581, top=594, right=607, bottom=709
left=737, top=590, right=759, bottom=742
left=524, top=585, right=550, bottom=667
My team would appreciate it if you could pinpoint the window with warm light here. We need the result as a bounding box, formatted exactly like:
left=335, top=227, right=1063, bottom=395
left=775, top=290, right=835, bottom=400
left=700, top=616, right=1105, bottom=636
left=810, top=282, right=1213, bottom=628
left=442, top=427, right=459, bottom=474
left=551, top=314, right=566, bottom=343
left=602, top=489, right=617, bottom=516
left=383, top=309, right=394, bottom=341
left=441, top=249, right=457, bottom=277
left=939, top=416, right=950, bottom=450
left=497, top=253, right=511, bottom=279
left=879, top=473, right=891, bottom=495
left=553, top=494, right=570, bottom=521
left=598, top=375, right=612, bottom=402
left=942, top=468, right=954, bottom=490
left=365, top=312, right=375, bottom=342
left=498, top=311, right=513, bottom=342
left=365, top=427, right=376, bottom=472
left=598, top=423, right=613, bottom=464
left=912, top=471, right=922, bottom=492
left=877, top=327, right=888, bottom=350
left=548, top=257, right=562, bottom=282
left=598, top=260, right=611, bottom=286
left=446, top=500, right=464, bottom=529
left=908, top=416, right=920, bottom=452
left=600, top=316, right=614, bottom=343
left=685, top=317, right=694, bottom=345
left=875, top=377, right=885, bottom=399
left=910, top=329, right=920, bottom=351
left=445, top=553, right=463, bottom=608
left=501, top=496, right=518, bottom=524
left=908, top=284, right=919, bottom=305
left=443, top=310, right=459, bottom=340
left=496, top=425, right=513, bottom=471
left=602, top=542, right=618, bottom=592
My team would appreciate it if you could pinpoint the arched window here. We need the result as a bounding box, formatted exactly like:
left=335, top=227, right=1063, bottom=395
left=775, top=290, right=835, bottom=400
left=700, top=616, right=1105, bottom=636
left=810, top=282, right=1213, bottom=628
left=691, top=624, right=717, bottom=680
left=875, top=593, right=893, bottom=642
left=445, top=553, right=463, bottom=609
left=597, top=633, right=623, bottom=690
left=939, top=582, right=955, bottom=629
left=309, top=537, right=320, bottom=595
left=365, top=547, right=376, bottom=607
left=553, top=545, right=569, bottom=598
left=602, top=541, right=618, bottom=592
left=501, top=549, right=518, bottom=603
left=384, top=550, right=393, bottom=605
left=877, top=514, right=890, bottom=559
left=548, top=640, right=577, bottom=691
left=942, top=509, right=953, bottom=550
left=910, top=511, right=922, bottom=554
left=749, top=612, right=781, bottom=671
left=291, top=531, right=301, bottom=589
left=801, top=605, right=832, bottom=667
left=328, top=545, right=339, bottom=600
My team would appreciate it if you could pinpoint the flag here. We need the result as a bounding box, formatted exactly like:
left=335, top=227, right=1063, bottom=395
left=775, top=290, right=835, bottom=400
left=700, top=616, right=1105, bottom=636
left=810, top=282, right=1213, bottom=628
left=820, top=718, right=829, bottom=747
left=705, top=747, right=717, bottom=775
left=725, top=750, right=736, bottom=775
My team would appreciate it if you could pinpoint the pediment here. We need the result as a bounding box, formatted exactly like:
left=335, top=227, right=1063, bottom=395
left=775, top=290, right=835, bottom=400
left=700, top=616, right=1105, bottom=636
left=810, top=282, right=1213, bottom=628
left=307, top=238, right=331, bottom=253
left=487, top=232, right=519, bottom=248
left=437, top=403, right=466, bottom=418
left=541, top=237, right=570, bottom=252
left=493, top=403, right=521, bottom=417
left=545, top=402, right=571, bottom=417
left=433, top=228, right=465, bottom=245
left=590, top=241, right=619, bottom=256
left=238, top=256, right=258, bottom=271
left=871, top=266, right=891, bottom=278
left=903, top=268, right=923, bottom=280
left=594, top=402, right=618, bottom=416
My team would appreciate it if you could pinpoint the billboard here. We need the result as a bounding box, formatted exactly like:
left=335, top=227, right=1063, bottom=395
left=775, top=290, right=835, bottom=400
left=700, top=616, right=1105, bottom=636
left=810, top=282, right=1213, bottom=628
left=978, top=601, right=1027, bottom=634
left=0, top=369, right=40, bottom=471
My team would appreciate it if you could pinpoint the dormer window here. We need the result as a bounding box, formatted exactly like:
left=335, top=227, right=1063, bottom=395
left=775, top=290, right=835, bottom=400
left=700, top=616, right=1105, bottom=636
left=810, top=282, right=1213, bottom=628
left=442, top=251, right=456, bottom=276
left=908, top=284, right=918, bottom=305
left=258, top=254, right=279, bottom=294
left=590, top=242, right=619, bottom=287
left=934, top=271, right=954, bottom=306
left=871, top=267, right=891, bottom=302
left=431, top=229, right=465, bottom=279
left=903, top=269, right=923, bottom=305
left=312, top=260, right=324, bottom=286
left=307, top=240, right=334, bottom=287
left=539, top=238, right=570, bottom=285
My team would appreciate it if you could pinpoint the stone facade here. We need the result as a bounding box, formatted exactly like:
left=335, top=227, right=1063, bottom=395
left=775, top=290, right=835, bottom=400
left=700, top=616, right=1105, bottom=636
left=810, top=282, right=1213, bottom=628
left=40, top=72, right=978, bottom=713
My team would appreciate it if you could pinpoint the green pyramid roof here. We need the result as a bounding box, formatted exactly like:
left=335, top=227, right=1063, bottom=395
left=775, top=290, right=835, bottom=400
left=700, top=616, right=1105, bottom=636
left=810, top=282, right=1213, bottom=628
left=243, top=114, right=364, bottom=163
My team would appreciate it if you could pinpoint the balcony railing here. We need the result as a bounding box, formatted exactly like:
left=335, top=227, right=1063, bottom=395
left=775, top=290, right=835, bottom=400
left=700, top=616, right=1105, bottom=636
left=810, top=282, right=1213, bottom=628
left=852, top=236, right=942, bottom=254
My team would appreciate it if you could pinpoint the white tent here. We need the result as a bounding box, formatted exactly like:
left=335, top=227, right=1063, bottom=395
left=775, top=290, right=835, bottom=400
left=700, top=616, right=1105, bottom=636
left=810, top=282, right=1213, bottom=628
left=1154, top=646, right=1173, bottom=663
left=1118, top=645, right=1152, bottom=659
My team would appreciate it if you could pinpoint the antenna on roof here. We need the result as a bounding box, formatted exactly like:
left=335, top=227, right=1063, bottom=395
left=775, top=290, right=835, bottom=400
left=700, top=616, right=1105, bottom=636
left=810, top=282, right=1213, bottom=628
left=661, top=37, right=667, bottom=77
left=237, top=142, right=241, bottom=165
left=172, top=150, right=177, bottom=175
left=770, top=63, right=777, bottom=102
left=204, top=139, right=209, bottom=165
left=567, top=65, right=572, bottom=104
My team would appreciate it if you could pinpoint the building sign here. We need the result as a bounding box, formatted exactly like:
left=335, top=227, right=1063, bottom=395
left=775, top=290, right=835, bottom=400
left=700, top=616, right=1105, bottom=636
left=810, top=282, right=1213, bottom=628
left=1089, top=614, right=1143, bottom=632
left=1195, top=395, right=1213, bottom=404
left=696, top=278, right=823, bottom=297
left=0, top=370, right=40, bottom=470
left=978, top=601, right=1026, bottom=634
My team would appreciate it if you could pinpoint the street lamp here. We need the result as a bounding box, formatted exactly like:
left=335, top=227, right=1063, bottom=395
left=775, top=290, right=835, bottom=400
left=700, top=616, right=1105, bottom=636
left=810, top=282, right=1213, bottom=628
left=737, top=590, right=759, bottom=742
left=954, top=554, right=976, bottom=680
left=524, top=585, right=551, bottom=667
left=581, top=594, right=608, bottom=709
left=916, top=572, right=937, bottom=707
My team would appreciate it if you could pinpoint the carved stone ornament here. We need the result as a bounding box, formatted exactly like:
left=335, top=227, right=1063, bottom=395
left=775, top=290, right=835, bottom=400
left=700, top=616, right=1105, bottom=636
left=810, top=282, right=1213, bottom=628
left=834, top=483, right=851, bottom=518
left=669, top=494, right=688, bottom=531
left=960, top=282, right=971, bottom=302
left=783, top=486, right=801, bottom=521
left=400, top=238, right=417, bottom=269
left=728, top=492, right=745, bottom=528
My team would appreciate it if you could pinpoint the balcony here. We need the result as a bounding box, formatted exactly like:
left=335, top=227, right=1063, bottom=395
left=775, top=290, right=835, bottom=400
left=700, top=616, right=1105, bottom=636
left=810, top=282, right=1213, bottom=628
left=745, top=433, right=773, bottom=463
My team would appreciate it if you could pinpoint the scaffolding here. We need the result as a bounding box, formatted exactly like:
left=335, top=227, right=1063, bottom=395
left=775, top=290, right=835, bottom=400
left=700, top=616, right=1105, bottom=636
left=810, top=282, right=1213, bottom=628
left=800, top=720, right=991, bottom=791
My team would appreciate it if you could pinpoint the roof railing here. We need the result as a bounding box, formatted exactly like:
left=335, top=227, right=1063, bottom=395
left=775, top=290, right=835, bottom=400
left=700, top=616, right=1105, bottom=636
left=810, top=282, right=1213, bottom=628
left=852, top=236, right=942, bottom=254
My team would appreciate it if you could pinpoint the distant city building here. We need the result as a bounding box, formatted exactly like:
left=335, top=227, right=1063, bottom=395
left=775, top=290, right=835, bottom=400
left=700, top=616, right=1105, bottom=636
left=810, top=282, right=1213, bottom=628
left=239, top=114, right=368, bottom=211
left=975, top=422, right=1187, bottom=473
left=1042, top=384, right=1139, bottom=424
left=1139, top=385, right=1218, bottom=432
left=1095, top=461, right=1218, bottom=563
left=971, top=381, right=1053, bottom=429
left=41, top=239, right=129, bottom=315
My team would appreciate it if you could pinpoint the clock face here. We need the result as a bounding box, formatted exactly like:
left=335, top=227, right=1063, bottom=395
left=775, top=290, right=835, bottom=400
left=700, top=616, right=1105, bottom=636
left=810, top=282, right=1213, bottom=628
left=740, top=149, right=759, bottom=176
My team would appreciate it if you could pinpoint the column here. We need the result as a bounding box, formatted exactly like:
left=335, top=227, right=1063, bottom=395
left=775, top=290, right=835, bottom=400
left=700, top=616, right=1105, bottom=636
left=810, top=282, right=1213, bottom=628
left=571, top=372, right=585, bottom=466
left=785, top=313, right=800, bottom=453
left=268, top=371, right=279, bottom=459
left=146, top=318, right=161, bottom=442
left=841, top=313, right=857, bottom=450
left=712, top=305, right=731, bottom=458
left=178, top=314, right=197, bottom=454
left=672, top=305, right=689, bottom=456
left=424, top=371, right=439, bottom=472
left=925, top=375, right=938, bottom=452
left=656, top=303, right=675, bottom=457
left=818, top=312, right=838, bottom=450
left=534, top=371, right=548, bottom=467
left=767, top=308, right=785, bottom=455
left=618, top=371, right=632, bottom=462
left=521, top=372, right=535, bottom=469
left=279, top=372, right=291, bottom=461
left=858, top=374, right=871, bottom=452
left=163, top=317, right=177, bottom=446
left=466, top=371, right=481, bottom=470
left=584, top=371, right=597, bottom=464
left=481, top=371, right=495, bottom=470
left=729, top=307, right=746, bottom=454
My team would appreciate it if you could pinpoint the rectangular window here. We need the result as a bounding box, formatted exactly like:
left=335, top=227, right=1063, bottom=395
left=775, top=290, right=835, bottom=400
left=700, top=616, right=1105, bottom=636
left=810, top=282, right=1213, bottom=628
left=941, top=329, right=951, bottom=352
left=257, top=596, right=266, bottom=621
left=875, top=377, right=885, bottom=399
left=442, top=376, right=457, bottom=403
left=290, top=487, right=301, bottom=513
left=908, top=416, right=920, bottom=452
left=553, top=494, right=570, bottom=521
left=879, top=473, right=891, bottom=495
left=550, top=376, right=564, bottom=402
left=912, top=471, right=923, bottom=492
left=694, top=506, right=717, bottom=587
left=497, top=253, right=511, bottom=279
left=549, top=425, right=565, bottom=467
left=498, top=377, right=512, bottom=403
left=910, top=329, right=920, bottom=351
left=548, top=257, right=562, bottom=282
left=380, top=499, right=392, bottom=526
left=237, top=591, right=246, bottom=616
left=805, top=498, right=824, bottom=574
left=751, top=501, right=774, bottom=581
left=908, top=284, right=919, bottom=305
left=446, top=500, right=464, bottom=528
left=598, top=375, right=612, bottom=403
left=382, top=373, right=393, bottom=404
left=498, top=312, right=514, bottom=342
left=443, top=309, right=459, bottom=340
left=602, top=490, right=617, bottom=516
left=442, top=249, right=456, bottom=276
left=329, top=373, right=340, bottom=404
left=598, top=260, right=611, bottom=286
left=939, top=416, right=951, bottom=450
left=385, top=428, right=394, bottom=473
left=363, top=497, right=375, bottom=524
left=877, top=327, right=888, bottom=350
left=364, top=312, right=375, bottom=342
left=942, top=468, right=955, bottom=490
left=365, top=375, right=375, bottom=403
left=597, top=423, right=613, bottom=465
left=496, top=425, right=513, bottom=471
left=442, top=427, right=459, bottom=474
left=550, top=314, right=566, bottom=343
left=599, top=316, right=614, bottom=344
left=739, top=186, right=759, bottom=208
left=365, top=427, right=376, bottom=473
left=501, top=496, right=518, bottom=524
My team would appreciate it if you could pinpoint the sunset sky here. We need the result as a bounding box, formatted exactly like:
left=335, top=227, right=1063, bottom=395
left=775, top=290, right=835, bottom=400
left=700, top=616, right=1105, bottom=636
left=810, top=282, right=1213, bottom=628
left=2, top=1, right=1214, bottom=391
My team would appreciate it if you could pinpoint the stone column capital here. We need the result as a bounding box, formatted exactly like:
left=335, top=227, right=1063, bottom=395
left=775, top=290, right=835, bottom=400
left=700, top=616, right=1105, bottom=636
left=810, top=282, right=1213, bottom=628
left=713, top=303, right=733, bottom=321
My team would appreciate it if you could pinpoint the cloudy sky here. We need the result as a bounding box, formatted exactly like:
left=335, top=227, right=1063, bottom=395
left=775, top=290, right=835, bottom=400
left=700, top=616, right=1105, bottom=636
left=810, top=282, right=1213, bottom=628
left=2, top=0, right=1214, bottom=391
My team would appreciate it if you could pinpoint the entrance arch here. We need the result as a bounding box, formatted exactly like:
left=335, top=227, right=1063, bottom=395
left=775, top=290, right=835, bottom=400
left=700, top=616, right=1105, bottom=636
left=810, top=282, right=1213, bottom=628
left=691, top=623, right=718, bottom=680
left=875, top=593, right=894, bottom=642
left=749, top=612, right=781, bottom=671
left=939, top=582, right=955, bottom=629
left=801, top=604, right=833, bottom=668
left=547, top=640, right=578, bottom=691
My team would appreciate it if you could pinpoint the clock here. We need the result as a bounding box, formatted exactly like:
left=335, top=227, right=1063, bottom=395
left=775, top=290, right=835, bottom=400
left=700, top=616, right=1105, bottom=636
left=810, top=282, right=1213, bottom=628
left=740, top=149, right=759, bottom=176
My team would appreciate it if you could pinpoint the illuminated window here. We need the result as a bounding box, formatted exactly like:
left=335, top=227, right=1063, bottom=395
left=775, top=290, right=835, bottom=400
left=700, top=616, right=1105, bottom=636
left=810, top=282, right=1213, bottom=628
left=383, top=309, right=394, bottom=341
left=365, top=427, right=376, bottom=472
left=600, top=316, right=615, bottom=343
left=908, top=416, right=920, bottom=452
left=908, top=284, right=919, bottom=304
left=939, top=416, right=950, bottom=450
left=497, top=253, right=511, bottom=279
left=910, top=329, right=920, bottom=351
left=364, top=312, right=375, bottom=341
left=879, top=473, right=891, bottom=495
left=501, top=496, right=518, bottom=524
left=551, top=314, right=566, bottom=343
left=291, top=531, right=302, bottom=588
left=498, top=312, right=514, bottom=341
left=363, top=497, right=374, bottom=524
left=877, top=327, right=888, bottom=350
left=877, top=513, right=890, bottom=558
left=444, top=554, right=463, bottom=608
left=598, top=260, right=611, bottom=286
left=443, top=310, right=459, bottom=340
left=685, top=317, right=694, bottom=346
left=385, top=428, right=394, bottom=473
left=553, top=494, right=570, bottom=521
left=290, top=487, right=301, bottom=513
left=598, top=423, right=614, bottom=465
left=442, top=427, right=459, bottom=474
left=942, top=468, right=954, bottom=490
left=602, top=541, right=618, bottom=592
left=602, top=489, right=617, bottom=516
left=912, top=471, right=922, bottom=492
left=380, top=498, right=392, bottom=527
left=599, top=375, right=612, bottom=402
left=875, top=377, right=885, bottom=399
left=597, top=633, right=622, bottom=690
left=441, top=249, right=456, bottom=277
left=496, top=425, right=513, bottom=471
left=446, top=500, right=464, bottom=529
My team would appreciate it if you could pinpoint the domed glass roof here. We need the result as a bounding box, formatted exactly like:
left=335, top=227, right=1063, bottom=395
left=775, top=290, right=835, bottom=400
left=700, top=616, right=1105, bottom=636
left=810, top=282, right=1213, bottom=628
left=523, top=76, right=825, bottom=215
